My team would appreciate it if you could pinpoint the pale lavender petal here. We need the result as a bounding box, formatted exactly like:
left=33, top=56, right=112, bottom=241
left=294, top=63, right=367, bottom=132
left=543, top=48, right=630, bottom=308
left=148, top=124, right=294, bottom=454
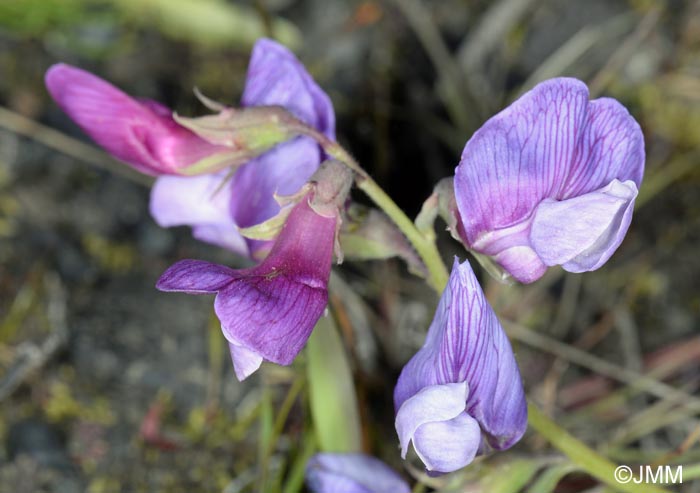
left=242, top=38, right=335, bottom=138
left=395, top=382, right=469, bottom=455
left=532, top=179, right=638, bottom=272
left=45, top=64, right=223, bottom=175
left=306, top=453, right=410, bottom=493
left=412, top=412, right=481, bottom=473
left=156, top=259, right=236, bottom=293
left=394, top=259, right=527, bottom=454
left=149, top=174, right=249, bottom=255
left=455, top=78, right=589, bottom=243
left=228, top=341, right=263, bottom=381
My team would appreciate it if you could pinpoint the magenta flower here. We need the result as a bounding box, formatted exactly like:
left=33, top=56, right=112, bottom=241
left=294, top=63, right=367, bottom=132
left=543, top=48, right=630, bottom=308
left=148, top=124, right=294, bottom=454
left=45, top=64, right=230, bottom=176
left=306, top=453, right=410, bottom=493
left=394, top=259, right=527, bottom=474
left=156, top=192, right=336, bottom=380
left=151, top=38, right=335, bottom=257
left=454, top=78, right=645, bottom=283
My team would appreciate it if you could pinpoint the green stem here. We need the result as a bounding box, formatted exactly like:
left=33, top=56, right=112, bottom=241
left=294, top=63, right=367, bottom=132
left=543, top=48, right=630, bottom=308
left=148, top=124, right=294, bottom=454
left=355, top=176, right=449, bottom=291
left=297, top=125, right=449, bottom=290
left=528, top=403, right=673, bottom=493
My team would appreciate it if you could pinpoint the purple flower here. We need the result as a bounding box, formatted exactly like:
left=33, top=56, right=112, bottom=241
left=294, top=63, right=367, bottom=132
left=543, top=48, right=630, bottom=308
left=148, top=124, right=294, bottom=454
left=45, top=64, right=229, bottom=176
left=454, top=78, right=644, bottom=283
left=393, top=259, right=527, bottom=474
left=151, top=38, right=335, bottom=257
left=156, top=192, right=336, bottom=380
left=306, top=453, right=410, bottom=493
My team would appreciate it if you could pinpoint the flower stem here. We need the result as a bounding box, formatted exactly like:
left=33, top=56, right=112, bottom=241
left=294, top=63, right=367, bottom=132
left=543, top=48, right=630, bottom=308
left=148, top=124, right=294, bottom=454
left=293, top=116, right=663, bottom=492
left=528, top=403, right=674, bottom=493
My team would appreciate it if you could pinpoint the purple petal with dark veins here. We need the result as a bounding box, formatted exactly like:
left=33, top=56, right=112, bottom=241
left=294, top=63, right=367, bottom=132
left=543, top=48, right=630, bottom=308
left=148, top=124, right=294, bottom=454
left=215, top=270, right=328, bottom=365
left=242, top=38, right=335, bottom=139
left=394, top=259, right=527, bottom=472
left=229, top=137, right=320, bottom=255
left=454, top=78, right=645, bottom=282
left=156, top=195, right=336, bottom=376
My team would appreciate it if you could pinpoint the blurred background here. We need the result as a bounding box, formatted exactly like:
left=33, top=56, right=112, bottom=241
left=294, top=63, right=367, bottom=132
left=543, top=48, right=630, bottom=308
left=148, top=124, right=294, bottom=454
left=0, top=0, right=698, bottom=491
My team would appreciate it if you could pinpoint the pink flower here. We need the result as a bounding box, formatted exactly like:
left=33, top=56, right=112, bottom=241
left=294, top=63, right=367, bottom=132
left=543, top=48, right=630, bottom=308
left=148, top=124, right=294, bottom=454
left=45, top=64, right=229, bottom=176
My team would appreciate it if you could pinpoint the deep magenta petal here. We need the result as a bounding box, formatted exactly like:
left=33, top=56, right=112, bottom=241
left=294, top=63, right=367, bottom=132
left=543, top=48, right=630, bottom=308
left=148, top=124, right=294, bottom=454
left=45, top=64, right=224, bottom=175
left=215, top=197, right=335, bottom=364
left=158, top=195, right=336, bottom=376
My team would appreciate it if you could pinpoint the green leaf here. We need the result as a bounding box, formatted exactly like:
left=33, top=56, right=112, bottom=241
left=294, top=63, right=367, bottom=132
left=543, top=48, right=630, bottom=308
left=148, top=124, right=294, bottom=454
left=306, top=315, right=362, bottom=453
left=340, top=205, right=426, bottom=276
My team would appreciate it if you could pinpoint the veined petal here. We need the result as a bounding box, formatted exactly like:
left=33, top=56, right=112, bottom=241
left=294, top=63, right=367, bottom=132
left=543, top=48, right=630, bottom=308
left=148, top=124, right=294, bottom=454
left=454, top=78, right=645, bottom=282
left=394, top=259, right=527, bottom=459
left=215, top=274, right=328, bottom=365
left=243, top=38, right=335, bottom=139
left=45, top=64, right=224, bottom=175
left=216, top=197, right=336, bottom=365
left=306, top=453, right=410, bottom=493
left=455, top=78, right=589, bottom=243
left=562, top=98, right=645, bottom=198
left=228, top=341, right=263, bottom=381
left=532, top=179, right=638, bottom=272
left=156, top=259, right=236, bottom=294
left=149, top=174, right=249, bottom=255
